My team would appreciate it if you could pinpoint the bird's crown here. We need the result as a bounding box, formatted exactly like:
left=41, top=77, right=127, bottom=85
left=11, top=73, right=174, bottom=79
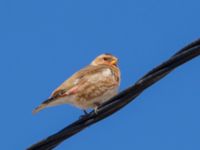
left=91, top=53, right=118, bottom=66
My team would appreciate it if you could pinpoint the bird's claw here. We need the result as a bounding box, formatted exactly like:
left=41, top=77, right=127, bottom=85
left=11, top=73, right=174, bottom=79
left=79, top=110, right=89, bottom=119
left=94, top=107, right=99, bottom=115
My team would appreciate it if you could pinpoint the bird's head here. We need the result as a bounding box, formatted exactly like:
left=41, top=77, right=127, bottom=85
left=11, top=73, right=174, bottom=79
left=91, top=53, right=118, bottom=66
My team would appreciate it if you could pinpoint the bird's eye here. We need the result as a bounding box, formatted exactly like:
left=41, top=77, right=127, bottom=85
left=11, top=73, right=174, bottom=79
left=103, top=57, right=110, bottom=61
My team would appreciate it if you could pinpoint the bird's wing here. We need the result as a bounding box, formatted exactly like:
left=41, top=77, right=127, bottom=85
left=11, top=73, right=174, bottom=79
left=32, top=64, right=119, bottom=114
left=50, top=64, right=115, bottom=99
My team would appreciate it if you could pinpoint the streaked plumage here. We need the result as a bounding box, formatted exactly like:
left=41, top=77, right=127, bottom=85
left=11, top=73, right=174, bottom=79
left=33, top=54, right=120, bottom=114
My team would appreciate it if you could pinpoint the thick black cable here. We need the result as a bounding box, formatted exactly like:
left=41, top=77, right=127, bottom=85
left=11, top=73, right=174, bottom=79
left=27, top=39, right=200, bottom=150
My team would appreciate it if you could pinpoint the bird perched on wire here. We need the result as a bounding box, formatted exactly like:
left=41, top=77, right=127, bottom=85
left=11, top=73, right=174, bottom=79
left=33, top=53, right=121, bottom=114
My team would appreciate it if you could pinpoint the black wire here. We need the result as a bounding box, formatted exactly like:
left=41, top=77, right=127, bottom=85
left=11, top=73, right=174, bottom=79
left=27, top=39, right=200, bottom=150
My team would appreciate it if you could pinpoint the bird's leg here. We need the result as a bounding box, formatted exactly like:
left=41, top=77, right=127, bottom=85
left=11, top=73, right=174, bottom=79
left=94, top=107, right=98, bottom=114
left=79, top=110, right=89, bottom=119
left=83, top=110, right=88, bottom=115
left=94, top=102, right=101, bottom=114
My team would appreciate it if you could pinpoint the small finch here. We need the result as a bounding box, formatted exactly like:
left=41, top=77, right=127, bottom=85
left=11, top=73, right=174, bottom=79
left=33, top=53, right=121, bottom=114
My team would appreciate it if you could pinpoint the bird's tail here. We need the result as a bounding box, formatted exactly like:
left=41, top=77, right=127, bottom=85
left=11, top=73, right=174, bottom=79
left=32, top=98, right=55, bottom=114
left=32, top=103, right=48, bottom=114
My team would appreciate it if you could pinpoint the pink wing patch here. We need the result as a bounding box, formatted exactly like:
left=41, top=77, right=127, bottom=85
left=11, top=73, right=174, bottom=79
left=66, top=86, right=79, bottom=95
left=51, top=86, right=79, bottom=98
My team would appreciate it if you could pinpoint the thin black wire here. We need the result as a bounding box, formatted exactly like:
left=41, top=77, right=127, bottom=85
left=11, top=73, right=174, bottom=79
left=27, top=39, right=200, bottom=150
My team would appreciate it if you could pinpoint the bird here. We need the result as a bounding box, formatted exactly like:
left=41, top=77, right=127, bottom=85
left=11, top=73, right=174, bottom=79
left=33, top=53, right=121, bottom=114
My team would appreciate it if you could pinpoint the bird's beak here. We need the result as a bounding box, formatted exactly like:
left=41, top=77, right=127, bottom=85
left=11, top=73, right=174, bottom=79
left=111, top=60, right=117, bottom=65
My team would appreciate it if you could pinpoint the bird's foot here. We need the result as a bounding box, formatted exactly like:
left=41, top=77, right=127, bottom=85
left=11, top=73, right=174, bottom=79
left=94, top=107, right=99, bottom=115
left=79, top=110, right=89, bottom=119
left=93, top=102, right=101, bottom=115
left=83, top=110, right=89, bottom=115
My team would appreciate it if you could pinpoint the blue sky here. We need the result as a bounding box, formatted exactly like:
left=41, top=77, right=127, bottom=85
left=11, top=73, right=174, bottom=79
left=1, top=0, right=200, bottom=149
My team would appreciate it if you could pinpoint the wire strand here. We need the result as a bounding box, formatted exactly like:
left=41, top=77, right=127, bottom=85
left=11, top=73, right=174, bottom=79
left=27, top=39, right=200, bottom=150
